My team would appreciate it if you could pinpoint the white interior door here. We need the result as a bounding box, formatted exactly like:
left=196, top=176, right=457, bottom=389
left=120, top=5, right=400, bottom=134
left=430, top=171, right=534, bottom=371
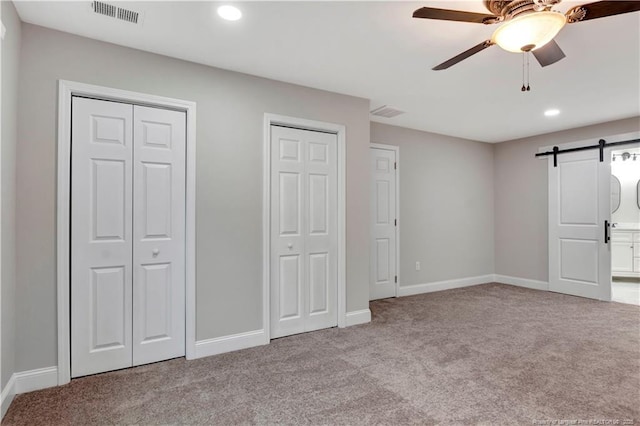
left=548, top=149, right=611, bottom=300
left=370, top=147, right=397, bottom=300
left=270, top=125, right=338, bottom=338
left=71, top=97, right=134, bottom=377
left=132, top=105, right=186, bottom=366
left=72, top=98, right=186, bottom=377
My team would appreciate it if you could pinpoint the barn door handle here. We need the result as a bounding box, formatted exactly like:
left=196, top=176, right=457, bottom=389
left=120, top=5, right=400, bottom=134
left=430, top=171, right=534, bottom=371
left=604, top=220, right=610, bottom=243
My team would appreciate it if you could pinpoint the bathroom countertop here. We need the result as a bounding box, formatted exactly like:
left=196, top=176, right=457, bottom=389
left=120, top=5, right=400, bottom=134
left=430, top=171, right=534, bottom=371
left=613, top=223, right=640, bottom=231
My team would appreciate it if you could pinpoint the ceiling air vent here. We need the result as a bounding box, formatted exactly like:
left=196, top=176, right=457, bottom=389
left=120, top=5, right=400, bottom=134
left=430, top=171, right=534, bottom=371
left=370, top=105, right=405, bottom=118
left=117, top=7, right=139, bottom=24
left=92, top=1, right=141, bottom=24
left=92, top=1, right=116, bottom=18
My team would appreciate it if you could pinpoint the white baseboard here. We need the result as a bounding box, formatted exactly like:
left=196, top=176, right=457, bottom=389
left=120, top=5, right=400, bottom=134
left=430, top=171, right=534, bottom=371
left=14, top=366, right=58, bottom=394
left=397, top=274, right=494, bottom=297
left=194, top=329, right=267, bottom=359
left=345, top=309, right=371, bottom=327
left=494, top=274, right=549, bottom=291
left=1, top=374, right=16, bottom=419
left=1, top=366, right=58, bottom=419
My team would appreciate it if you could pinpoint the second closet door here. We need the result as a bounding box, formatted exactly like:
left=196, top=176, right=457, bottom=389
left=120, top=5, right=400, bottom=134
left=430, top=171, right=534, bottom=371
left=71, top=97, right=185, bottom=378
left=270, top=125, right=338, bottom=339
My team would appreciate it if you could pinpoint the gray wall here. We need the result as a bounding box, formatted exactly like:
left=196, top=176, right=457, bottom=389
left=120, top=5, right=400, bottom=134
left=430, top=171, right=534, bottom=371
left=494, top=117, right=640, bottom=282
left=16, top=23, right=371, bottom=372
left=370, top=123, right=495, bottom=286
left=1, top=0, right=21, bottom=390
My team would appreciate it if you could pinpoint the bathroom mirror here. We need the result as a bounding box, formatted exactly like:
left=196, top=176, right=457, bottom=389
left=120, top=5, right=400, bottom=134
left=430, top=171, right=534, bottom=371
left=611, top=175, right=621, bottom=213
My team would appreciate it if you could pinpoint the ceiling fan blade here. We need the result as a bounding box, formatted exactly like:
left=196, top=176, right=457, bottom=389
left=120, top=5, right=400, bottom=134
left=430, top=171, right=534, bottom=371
left=432, top=40, right=494, bottom=71
left=413, top=7, right=498, bottom=24
left=532, top=40, right=566, bottom=67
left=566, top=1, right=640, bottom=23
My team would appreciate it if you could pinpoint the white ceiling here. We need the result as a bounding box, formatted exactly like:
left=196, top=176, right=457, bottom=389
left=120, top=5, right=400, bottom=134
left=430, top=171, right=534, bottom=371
left=13, top=1, right=640, bottom=142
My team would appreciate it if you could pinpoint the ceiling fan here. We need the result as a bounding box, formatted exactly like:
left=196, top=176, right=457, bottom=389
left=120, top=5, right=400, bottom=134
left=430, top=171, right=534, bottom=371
left=413, top=0, right=640, bottom=70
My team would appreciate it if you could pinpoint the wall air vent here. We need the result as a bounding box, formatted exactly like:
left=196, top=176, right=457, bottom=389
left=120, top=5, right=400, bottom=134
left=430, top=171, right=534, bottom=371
left=91, top=1, right=141, bottom=25
left=370, top=106, right=405, bottom=118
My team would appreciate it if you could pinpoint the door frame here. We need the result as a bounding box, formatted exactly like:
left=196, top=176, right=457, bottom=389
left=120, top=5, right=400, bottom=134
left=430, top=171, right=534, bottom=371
left=539, top=130, right=640, bottom=301
left=263, top=113, right=347, bottom=341
left=56, top=80, right=197, bottom=385
left=370, top=143, right=400, bottom=298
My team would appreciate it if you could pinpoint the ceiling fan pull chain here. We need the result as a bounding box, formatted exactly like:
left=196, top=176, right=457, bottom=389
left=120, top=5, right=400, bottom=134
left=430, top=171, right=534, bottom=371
left=521, top=52, right=524, bottom=91
left=526, top=52, right=531, bottom=91
left=521, top=52, right=531, bottom=92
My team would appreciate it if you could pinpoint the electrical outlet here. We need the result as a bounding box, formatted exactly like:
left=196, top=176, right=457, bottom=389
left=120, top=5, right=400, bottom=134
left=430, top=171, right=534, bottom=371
left=415, top=261, right=421, bottom=271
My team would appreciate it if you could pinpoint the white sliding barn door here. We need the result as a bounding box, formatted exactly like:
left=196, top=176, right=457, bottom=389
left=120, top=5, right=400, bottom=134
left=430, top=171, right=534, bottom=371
left=270, top=125, right=338, bottom=338
left=72, top=98, right=186, bottom=378
left=548, top=149, right=611, bottom=300
left=370, top=147, right=397, bottom=300
left=132, top=106, right=186, bottom=365
left=71, top=98, right=134, bottom=377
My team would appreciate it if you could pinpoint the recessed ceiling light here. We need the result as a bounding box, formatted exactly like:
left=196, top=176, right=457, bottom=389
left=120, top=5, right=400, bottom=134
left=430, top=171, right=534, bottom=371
left=217, top=5, right=242, bottom=21
left=544, top=108, right=560, bottom=117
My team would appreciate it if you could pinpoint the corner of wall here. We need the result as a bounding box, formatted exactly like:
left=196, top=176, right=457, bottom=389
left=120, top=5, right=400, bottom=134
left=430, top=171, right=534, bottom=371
left=1, top=0, right=22, bottom=404
left=0, top=374, right=16, bottom=419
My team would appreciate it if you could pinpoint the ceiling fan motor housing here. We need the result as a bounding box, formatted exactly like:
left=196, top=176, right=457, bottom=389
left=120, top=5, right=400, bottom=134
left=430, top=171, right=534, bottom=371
left=484, top=0, right=561, bottom=20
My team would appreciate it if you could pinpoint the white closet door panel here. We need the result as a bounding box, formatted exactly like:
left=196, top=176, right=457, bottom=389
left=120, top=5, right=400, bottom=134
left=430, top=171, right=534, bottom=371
left=139, top=263, right=172, bottom=340
left=280, top=172, right=301, bottom=235
left=91, top=160, right=127, bottom=240
left=279, top=255, right=302, bottom=319
left=90, top=267, right=127, bottom=350
left=141, top=163, right=173, bottom=238
left=375, top=239, right=390, bottom=282
left=369, top=148, right=397, bottom=300
left=309, top=174, right=328, bottom=234
left=132, top=105, right=186, bottom=365
left=548, top=150, right=611, bottom=300
left=71, top=97, right=133, bottom=378
left=271, top=127, right=306, bottom=338
left=304, top=131, right=337, bottom=333
left=309, top=253, right=329, bottom=314
left=270, top=126, right=338, bottom=338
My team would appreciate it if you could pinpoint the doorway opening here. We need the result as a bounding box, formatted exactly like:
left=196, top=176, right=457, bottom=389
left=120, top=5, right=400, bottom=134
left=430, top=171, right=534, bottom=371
left=610, top=147, right=640, bottom=305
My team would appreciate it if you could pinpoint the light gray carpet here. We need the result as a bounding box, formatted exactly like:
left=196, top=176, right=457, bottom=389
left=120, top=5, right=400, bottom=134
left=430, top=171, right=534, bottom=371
left=4, top=283, right=640, bottom=425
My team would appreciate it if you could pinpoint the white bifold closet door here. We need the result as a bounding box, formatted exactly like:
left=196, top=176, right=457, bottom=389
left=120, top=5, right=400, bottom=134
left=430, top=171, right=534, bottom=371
left=270, top=125, right=338, bottom=339
left=71, top=97, right=185, bottom=378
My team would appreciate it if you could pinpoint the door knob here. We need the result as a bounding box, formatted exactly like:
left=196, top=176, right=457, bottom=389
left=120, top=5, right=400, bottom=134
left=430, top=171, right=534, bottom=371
left=287, top=243, right=293, bottom=250
left=152, top=248, right=160, bottom=257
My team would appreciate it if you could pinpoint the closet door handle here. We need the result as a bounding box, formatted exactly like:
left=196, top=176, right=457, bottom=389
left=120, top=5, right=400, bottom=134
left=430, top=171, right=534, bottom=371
left=152, top=248, right=160, bottom=257
left=604, top=220, right=610, bottom=243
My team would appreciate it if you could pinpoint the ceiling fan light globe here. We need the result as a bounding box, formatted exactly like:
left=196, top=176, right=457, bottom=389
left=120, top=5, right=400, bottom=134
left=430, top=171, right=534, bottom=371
left=492, top=11, right=566, bottom=53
